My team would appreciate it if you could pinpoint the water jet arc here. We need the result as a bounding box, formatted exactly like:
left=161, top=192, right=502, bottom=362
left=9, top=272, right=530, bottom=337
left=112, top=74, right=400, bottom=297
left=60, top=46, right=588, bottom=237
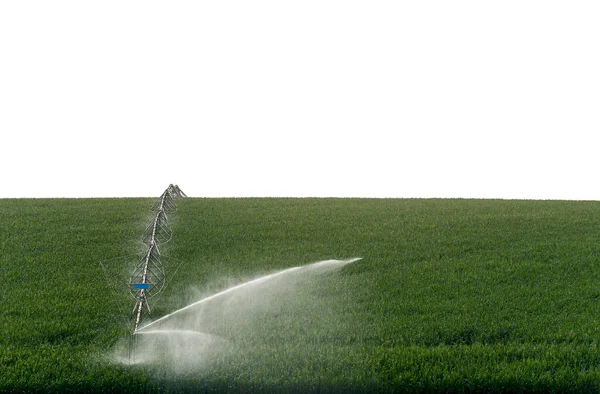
left=137, top=257, right=360, bottom=333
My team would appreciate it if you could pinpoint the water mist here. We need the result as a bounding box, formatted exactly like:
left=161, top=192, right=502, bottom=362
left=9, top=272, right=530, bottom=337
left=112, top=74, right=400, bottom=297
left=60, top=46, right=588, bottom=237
left=115, top=258, right=361, bottom=371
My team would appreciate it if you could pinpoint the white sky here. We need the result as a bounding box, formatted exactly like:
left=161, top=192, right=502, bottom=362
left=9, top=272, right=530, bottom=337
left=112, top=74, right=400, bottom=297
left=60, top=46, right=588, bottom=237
left=1, top=1, right=599, bottom=199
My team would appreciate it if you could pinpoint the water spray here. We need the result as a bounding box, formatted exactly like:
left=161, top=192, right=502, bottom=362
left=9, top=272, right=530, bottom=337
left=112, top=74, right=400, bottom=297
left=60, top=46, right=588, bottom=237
left=126, top=258, right=361, bottom=368
left=137, top=258, right=362, bottom=333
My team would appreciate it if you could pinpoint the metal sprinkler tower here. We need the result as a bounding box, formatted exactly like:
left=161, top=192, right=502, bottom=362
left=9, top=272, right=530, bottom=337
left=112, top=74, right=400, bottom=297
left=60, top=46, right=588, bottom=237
left=128, top=184, right=185, bottom=360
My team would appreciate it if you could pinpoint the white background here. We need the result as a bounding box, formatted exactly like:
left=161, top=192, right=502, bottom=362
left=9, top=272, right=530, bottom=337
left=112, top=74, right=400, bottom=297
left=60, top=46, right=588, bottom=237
left=1, top=1, right=599, bottom=199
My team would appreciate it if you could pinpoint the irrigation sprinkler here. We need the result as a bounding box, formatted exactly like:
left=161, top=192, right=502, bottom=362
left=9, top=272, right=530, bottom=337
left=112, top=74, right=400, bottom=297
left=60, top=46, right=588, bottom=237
left=99, top=185, right=186, bottom=364
left=128, top=185, right=186, bottom=363
left=152, top=187, right=179, bottom=213
left=141, top=210, right=172, bottom=246
left=130, top=243, right=164, bottom=300
left=168, top=183, right=187, bottom=198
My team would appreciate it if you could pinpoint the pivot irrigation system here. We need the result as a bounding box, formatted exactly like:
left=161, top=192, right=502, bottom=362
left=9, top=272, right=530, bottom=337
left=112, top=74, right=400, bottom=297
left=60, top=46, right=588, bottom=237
left=100, top=184, right=187, bottom=363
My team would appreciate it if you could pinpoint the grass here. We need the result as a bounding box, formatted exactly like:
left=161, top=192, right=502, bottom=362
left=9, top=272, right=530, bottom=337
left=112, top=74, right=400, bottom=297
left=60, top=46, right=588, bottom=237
left=2, top=197, right=600, bottom=392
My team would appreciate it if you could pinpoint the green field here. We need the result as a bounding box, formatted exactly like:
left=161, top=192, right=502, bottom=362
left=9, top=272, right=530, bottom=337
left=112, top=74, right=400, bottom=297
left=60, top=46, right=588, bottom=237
left=2, top=197, right=600, bottom=392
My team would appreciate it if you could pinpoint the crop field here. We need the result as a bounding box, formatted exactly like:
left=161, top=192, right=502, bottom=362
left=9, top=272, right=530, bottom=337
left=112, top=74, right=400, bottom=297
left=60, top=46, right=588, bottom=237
left=2, top=197, right=600, bottom=392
